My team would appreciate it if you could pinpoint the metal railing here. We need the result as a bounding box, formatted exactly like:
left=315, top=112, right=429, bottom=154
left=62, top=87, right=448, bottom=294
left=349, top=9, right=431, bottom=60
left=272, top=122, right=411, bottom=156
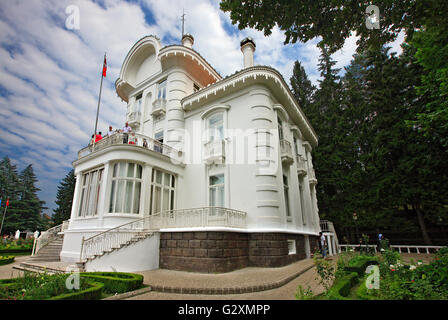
left=390, top=245, right=444, bottom=254
left=339, top=244, right=444, bottom=254
left=296, top=155, right=307, bottom=176
left=32, top=223, right=63, bottom=256
left=79, top=207, right=247, bottom=263
left=203, top=139, right=225, bottom=163
left=77, top=132, right=183, bottom=161
left=280, top=139, right=293, bottom=159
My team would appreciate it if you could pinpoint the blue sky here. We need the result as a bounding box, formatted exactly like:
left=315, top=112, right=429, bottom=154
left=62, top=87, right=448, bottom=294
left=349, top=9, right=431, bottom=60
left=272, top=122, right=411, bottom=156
left=0, top=0, right=404, bottom=216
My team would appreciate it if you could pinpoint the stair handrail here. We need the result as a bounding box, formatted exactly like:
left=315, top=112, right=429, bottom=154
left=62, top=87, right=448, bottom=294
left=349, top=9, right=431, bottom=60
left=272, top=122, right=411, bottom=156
left=79, top=206, right=248, bottom=263
left=32, top=223, right=63, bottom=256
left=79, top=214, right=158, bottom=262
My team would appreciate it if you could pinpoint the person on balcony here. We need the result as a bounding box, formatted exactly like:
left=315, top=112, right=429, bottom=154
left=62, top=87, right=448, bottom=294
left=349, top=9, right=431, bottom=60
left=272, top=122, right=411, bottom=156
left=128, top=132, right=137, bottom=145
left=95, top=132, right=103, bottom=142
left=142, top=138, right=148, bottom=148
left=107, top=126, right=114, bottom=137
left=122, top=122, right=132, bottom=144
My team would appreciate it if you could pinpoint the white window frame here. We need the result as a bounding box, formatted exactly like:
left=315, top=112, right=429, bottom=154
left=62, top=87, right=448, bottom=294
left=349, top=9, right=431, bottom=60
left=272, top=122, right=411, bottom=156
left=78, top=167, right=104, bottom=218
left=157, top=79, right=167, bottom=100
left=149, top=168, right=176, bottom=215
left=209, top=173, right=225, bottom=208
left=108, top=162, right=143, bottom=214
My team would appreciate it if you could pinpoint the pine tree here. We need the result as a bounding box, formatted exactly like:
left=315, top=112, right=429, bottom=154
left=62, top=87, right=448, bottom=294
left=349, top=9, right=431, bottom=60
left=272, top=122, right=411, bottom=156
left=290, top=60, right=315, bottom=112
left=52, top=169, right=75, bottom=226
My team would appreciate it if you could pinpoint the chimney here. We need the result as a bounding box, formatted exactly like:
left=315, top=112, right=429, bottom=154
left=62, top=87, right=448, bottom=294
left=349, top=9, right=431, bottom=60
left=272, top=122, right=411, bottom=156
left=240, top=37, right=256, bottom=68
left=182, top=33, right=194, bottom=48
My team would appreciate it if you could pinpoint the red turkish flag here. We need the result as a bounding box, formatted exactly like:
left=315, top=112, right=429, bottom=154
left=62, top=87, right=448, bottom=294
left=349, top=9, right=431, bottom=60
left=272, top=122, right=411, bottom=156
left=6, top=198, right=9, bottom=207
left=102, top=55, right=107, bottom=77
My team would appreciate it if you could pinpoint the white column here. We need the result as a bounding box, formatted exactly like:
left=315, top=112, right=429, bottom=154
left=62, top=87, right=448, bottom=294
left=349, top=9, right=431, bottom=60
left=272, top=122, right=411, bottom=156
left=97, top=163, right=110, bottom=228
left=69, top=173, right=83, bottom=223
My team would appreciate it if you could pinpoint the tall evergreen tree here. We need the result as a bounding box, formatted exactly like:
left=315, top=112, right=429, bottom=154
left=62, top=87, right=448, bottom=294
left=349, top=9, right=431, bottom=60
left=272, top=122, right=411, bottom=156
left=52, top=169, right=75, bottom=226
left=290, top=60, right=315, bottom=112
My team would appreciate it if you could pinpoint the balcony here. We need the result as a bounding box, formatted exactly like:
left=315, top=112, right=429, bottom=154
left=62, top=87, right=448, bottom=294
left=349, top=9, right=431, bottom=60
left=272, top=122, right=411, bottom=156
left=127, top=111, right=141, bottom=127
left=152, top=98, right=166, bottom=117
left=296, top=155, right=307, bottom=176
left=309, top=167, right=317, bottom=185
left=280, top=139, right=294, bottom=165
left=149, top=207, right=247, bottom=229
left=203, top=139, right=225, bottom=164
left=77, top=132, right=183, bottom=162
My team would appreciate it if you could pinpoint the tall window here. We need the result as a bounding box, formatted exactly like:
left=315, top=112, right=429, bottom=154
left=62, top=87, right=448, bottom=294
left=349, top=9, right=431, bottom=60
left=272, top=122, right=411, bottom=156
left=157, top=79, right=167, bottom=100
left=209, top=174, right=225, bottom=207
left=277, top=116, right=284, bottom=140
left=135, top=93, right=142, bottom=113
left=109, top=162, right=142, bottom=214
left=207, top=113, right=224, bottom=142
left=299, top=177, right=306, bottom=225
left=78, top=167, right=104, bottom=217
left=283, top=174, right=291, bottom=219
left=154, top=130, right=164, bottom=153
left=149, top=169, right=176, bottom=215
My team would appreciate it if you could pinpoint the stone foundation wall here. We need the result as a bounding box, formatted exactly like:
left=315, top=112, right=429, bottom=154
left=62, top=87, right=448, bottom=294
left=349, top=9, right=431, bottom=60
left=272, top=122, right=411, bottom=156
left=159, top=231, right=318, bottom=273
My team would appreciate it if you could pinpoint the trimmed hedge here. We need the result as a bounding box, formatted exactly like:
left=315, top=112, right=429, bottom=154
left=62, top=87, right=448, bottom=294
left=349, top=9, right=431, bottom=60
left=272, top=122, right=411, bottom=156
left=0, top=248, right=32, bottom=255
left=0, top=255, right=15, bottom=266
left=327, top=272, right=359, bottom=300
left=344, top=258, right=379, bottom=276
left=47, top=281, right=104, bottom=300
left=80, top=272, right=144, bottom=294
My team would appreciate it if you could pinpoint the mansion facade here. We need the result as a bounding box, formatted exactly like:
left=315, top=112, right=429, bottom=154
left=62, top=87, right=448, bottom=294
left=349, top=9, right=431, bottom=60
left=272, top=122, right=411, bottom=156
left=60, top=34, right=325, bottom=273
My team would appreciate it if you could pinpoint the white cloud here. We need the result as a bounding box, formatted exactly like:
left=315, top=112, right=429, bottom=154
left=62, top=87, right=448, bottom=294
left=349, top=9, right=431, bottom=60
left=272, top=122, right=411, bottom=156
left=0, top=0, right=376, bottom=213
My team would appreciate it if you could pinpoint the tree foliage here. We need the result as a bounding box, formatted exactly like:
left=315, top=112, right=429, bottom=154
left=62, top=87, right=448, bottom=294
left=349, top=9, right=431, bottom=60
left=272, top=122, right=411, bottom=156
left=52, top=169, right=75, bottom=226
left=220, top=0, right=448, bottom=53
left=0, top=157, right=46, bottom=235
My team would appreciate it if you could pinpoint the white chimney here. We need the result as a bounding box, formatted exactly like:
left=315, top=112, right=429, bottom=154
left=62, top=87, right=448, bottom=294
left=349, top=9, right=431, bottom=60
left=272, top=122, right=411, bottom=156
left=182, top=33, right=194, bottom=48
left=240, top=37, right=256, bottom=68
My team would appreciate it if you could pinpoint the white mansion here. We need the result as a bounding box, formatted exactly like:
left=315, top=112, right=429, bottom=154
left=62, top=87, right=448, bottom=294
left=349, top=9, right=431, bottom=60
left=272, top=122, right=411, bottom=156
left=57, top=34, right=337, bottom=272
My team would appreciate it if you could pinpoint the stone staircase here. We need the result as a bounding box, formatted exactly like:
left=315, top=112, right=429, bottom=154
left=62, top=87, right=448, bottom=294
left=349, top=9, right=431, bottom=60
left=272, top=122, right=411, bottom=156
left=76, top=231, right=155, bottom=271
left=27, top=234, right=64, bottom=262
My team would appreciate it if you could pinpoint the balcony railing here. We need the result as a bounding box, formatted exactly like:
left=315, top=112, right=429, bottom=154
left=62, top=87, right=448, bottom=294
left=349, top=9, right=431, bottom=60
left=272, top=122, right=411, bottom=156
left=280, top=139, right=294, bottom=165
left=309, top=167, right=317, bottom=185
left=203, top=139, right=225, bottom=164
left=296, top=155, right=307, bottom=176
left=77, top=132, right=183, bottom=162
left=152, top=98, right=166, bottom=117
left=127, top=111, right=141, bottom=126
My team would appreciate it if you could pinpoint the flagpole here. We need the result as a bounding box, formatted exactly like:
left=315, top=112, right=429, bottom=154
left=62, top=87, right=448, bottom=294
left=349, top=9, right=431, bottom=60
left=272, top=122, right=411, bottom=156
left=94, top=52, right=106, bottom=139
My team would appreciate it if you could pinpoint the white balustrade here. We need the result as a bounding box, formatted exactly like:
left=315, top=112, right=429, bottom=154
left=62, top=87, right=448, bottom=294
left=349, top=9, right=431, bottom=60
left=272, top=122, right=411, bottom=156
left=79, top=207, right=247, bottom=263
left=32, top=224, right=63, bottom=256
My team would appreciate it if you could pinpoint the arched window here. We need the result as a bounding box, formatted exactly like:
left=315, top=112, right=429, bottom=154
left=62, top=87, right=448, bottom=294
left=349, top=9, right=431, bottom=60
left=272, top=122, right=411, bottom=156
left=109, top=162, right=142, bottom=214
left=207, top=112, right=224, bottom=142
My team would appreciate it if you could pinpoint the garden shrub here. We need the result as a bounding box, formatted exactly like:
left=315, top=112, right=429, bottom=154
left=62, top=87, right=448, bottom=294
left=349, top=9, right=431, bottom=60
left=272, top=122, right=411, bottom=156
left=327, top=272, right=359, bottom=300
left=48, top=281, right=104, bottom=300
left=80, top=272, right=144, bottom=294
left=344, top=256, right=379, bottom=276
left=0, top=255, right=15, bottom=266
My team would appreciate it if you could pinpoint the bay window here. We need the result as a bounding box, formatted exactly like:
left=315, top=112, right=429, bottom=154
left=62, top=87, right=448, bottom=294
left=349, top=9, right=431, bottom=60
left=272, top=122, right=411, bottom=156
left=78, top=167, right=104, bottom=217
left=149, top=169, right=176, bottom=215
left=109, top=162, right=142, bottom=214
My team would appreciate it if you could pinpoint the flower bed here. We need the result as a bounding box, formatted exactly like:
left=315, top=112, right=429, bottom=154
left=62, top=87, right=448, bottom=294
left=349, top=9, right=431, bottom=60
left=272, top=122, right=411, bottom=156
left=301, top=247, right=448, bottom=300
left=0, top=255, right=15, bottom=266
left=0, top=271, right=145, bottom=300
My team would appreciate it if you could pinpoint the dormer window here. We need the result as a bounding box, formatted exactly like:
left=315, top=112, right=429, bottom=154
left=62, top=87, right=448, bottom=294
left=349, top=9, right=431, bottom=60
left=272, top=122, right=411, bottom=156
left=157, top=79, right=167, bottom=100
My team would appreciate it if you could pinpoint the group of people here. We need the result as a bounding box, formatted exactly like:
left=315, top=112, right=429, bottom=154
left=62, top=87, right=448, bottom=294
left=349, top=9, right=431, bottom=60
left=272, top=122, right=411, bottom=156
left=89, top=122, right=137, bottom=146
